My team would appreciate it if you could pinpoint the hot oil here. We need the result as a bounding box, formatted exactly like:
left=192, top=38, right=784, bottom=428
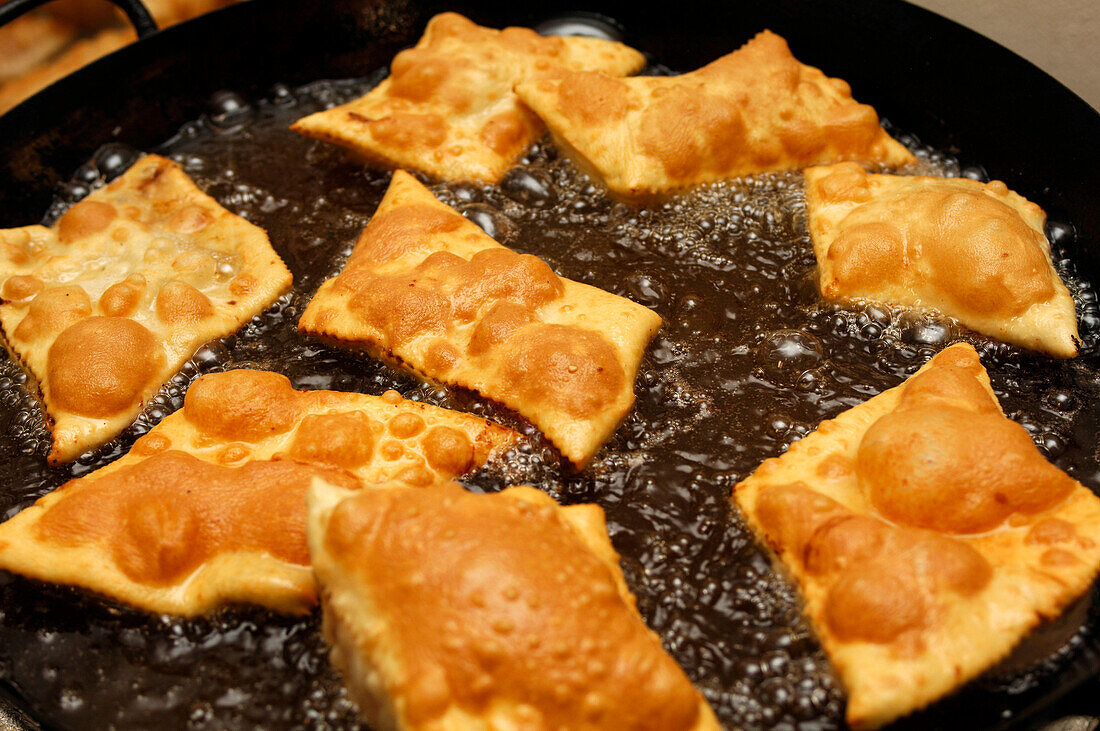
left=0, top=69, right=1099, bottom=730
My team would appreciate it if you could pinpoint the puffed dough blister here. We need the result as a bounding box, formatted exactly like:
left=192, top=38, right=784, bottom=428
left=0, top=154, right=293, bottom=462
left=291, top=12, right=645, bottom=183
left=299, top=170, right=662, bottom=468
left=0, top=369, right=518, bottom=616
left=515, top=30, right=915, bottom=200
left=733, top=343, right=1100, bottom=728
left=804, top=162, right=1079, bottom=357
left=307, top=477, right=722, bottom=730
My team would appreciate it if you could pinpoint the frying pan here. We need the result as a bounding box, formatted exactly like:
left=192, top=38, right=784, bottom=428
left=0, top=0, right=1098, bottom=728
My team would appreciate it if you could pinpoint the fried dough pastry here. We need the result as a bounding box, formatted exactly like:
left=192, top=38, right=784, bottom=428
left=733, top=343, right=1100, bottom=728
left=307, top=478, right=722, bottom=730
left=0, top=369, right=518, bottom=615
left=804, top=162, right=1079, bottom=357
left=514, top=30, right=915, bottom=200
left=299, top=170, right=662, bottom=468
left=0, top=154, right=292, bottom=463
left=290, top=12, right=645, bottom=183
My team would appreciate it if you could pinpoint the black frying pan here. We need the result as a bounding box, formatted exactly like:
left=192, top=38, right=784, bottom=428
left=0, top=0, right=1098, bottom=728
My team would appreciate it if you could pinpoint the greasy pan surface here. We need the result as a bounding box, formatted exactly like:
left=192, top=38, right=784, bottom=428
left=0, top=0, right=1099, bottom=728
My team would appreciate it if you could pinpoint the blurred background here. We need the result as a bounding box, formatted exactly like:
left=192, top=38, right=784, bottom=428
left=0, top=1, right=1097, bottom=113
left=0, top=0, right=242, bottom=114
left=908, top=0, right=1100, bottom=112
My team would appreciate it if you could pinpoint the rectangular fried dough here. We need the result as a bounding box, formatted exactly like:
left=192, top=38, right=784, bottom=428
left=0, top=154, right=292, bottom=462
left=733, top=344, right=1100, bottom=727
left=514, top=30, right=915, bottom=200
left=0, top=368, right=518, bottom=616
left=804, top=162, right=1079, bottom=357
left=298, top=169, right=662, bottom=468
left=290, top=12, right=645, bottom=183
left=308, top=477, right=721, bottom=730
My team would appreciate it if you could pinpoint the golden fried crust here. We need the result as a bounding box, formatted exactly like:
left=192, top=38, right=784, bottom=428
left=299, top=171, right=661, bottom=468
left=168, top=369, right=518, bottom=486
left=804, top=162, right=1079, bottom=357
left=0, top=369, right=518, bottom=616
left=733, top=344, right=1100, bottom=728
left=515, top=30, right=915, bottom=200
left=307, top=479, right=722, bottom=730
left=0, top=451, right=356, bottom=615
left=0, top=155, right=294, bottom=463
left=290, top=12, right=645, bottom=183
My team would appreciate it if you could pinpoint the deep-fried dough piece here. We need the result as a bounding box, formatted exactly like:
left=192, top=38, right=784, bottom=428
left=0, top=154, right=292, bottom=462
left=0, top=369, right=518, bottom=615
left=308, top=478, right=722, bottom=730
left=515, top=30, right=915, bottom=200
left=298, top=170, right=662, bottom=467
left=291, top=12, right=645, bottom=183
left=733, top=344, right=1100, bottom=728
left=804, top=162, right=1079, bottom=357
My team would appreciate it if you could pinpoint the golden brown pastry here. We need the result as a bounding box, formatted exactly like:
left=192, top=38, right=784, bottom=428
left=514, top=30, right=915, bottom=200
left=804, top=162, right=1079, bottom=357
left=733, top=343, right=1100, bottom=728
left=298, top=170, right=662, bottom=468
left=0, top=369, right=518, bottom=616
left=307, top=477, right=722, bottom=730
left=290, top=12, right=645, bottom=183
left=0, top=154, right=292, bottom=463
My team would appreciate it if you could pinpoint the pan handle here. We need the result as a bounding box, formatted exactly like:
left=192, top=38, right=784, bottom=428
left=0, top=0, right=157, bottom=38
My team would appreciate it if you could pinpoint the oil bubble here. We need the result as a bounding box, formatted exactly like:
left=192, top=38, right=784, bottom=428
left=757, top=330, right=823, bottom=386
left=73, top=164, right=101, bottom=185
left=460, top=203, right=515, bottom=242
left=208, top=90, right=254, bottom=131
left=1046, top=220, right=1076, bottom=247
left=628, top=272, right=666, bottom=307
left=899, top=312, right=951, bottom=346
left=500, top=168, right=556, bottom=207
left=535, top=12, right=625, bottom=41
left=94, top=143, right=140, bottom=180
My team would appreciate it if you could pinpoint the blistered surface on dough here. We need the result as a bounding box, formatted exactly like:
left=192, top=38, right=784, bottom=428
left=0, top=154, right=293, bottom=463
left=514, top=30, right=914, bottom=200
left=0, top=369, right=518, bottom=616
left=298, top=170, right=662, bottom=467
left=733, top=344, right=1100, bottom=729
left=307, top=479, right=721, bottom=731
left=804, top=162, right=1079, bottom=357
left=290, top=12, right=645, bottom=183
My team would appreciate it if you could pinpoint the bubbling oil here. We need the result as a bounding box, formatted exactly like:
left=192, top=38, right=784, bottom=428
left=0, top=67, right=1099, bottom=731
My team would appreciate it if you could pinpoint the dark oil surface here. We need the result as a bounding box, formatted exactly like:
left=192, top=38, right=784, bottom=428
left=1, top=66, right=1100, bottom=731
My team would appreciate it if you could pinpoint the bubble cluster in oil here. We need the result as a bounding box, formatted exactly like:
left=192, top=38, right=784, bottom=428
left=1, top=61, right=1100, bottom=731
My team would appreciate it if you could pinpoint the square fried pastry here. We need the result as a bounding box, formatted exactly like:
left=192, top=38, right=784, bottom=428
left=298, top=170, right=662, bottom=468
left=733, top=343, right=1100, bottom=728
left=0, top=369, right=518, bottom=616
left=307, top=477, right=721, bottom=730
left=514, top=30, right=915, bottom=200
left=290, top=12, right=645, bottom=183
left=804, top=162, right=1079, bottom=358
left=0, top=154, right=292, bottom=463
